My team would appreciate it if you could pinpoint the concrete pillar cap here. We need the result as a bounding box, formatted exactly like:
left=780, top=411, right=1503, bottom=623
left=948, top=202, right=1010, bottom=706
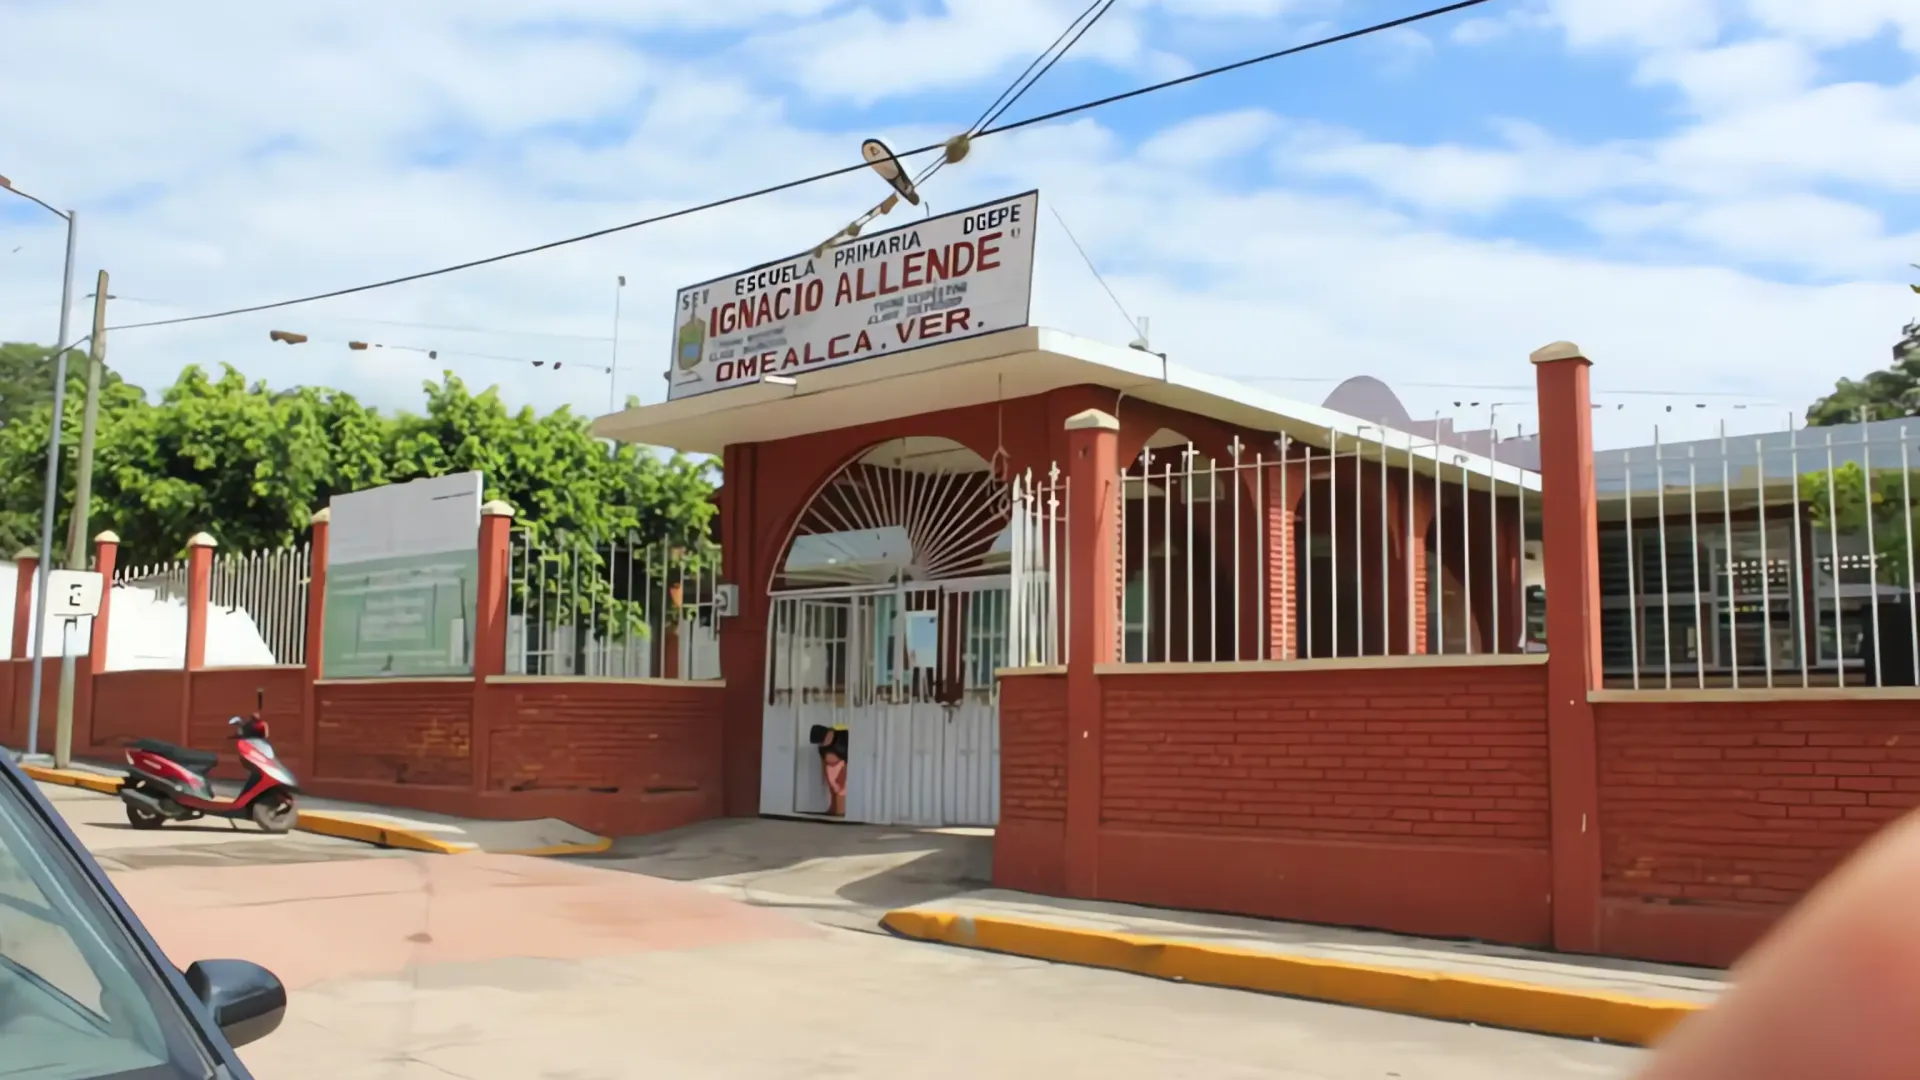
left=94, top=530, right=120, bottom=544
left=1529, top=341, right=1587, bottom=365
left=187, top=532, right=218, bottom=549
left=481, top=500, right=517, bottom=518
left=1064, top=409, right=1120, bottom=432
left=13, top=548, right=36, bottom=560
left=310, top=507, right=331, bottom=525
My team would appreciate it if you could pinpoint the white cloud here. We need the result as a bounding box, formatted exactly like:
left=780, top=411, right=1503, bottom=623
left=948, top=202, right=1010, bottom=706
left=744, top=0, right=1160, bottom=104
left=1634, top=38, right=1817, bottom=114
left=1745, top=0, right=1920, bottom=52
left=1547, top=0, right=1727, bottom=53
left=1275, top=119, right=1642, bottom=213
left=1, top=0, right=1913, bottom=466
left=1587, top=194, right=1919, bottom=278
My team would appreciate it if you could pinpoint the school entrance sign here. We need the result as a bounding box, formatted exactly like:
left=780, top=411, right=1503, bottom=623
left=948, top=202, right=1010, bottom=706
left=668, top=190, right=1038, bottom=400
left=320, top=472, right=483, bottom=678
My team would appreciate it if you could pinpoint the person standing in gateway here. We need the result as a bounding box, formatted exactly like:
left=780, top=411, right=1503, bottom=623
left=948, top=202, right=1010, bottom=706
left=809, top=724, right=848, bottom=817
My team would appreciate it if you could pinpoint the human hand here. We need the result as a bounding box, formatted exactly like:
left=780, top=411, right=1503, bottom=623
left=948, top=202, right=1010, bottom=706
left=1638, top=810, right=1920, bottom=1079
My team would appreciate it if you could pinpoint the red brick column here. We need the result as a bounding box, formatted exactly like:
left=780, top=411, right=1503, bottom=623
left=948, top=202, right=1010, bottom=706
left=88, top=533, right=118, bottom=674
left=1064, top=408, right=1119, bottom=898
left=471, top=501, right=516, bottom=794
left=303, top=508, right=329, bottom=775
left=184, top=533, right=216, bottom=671
left=13, top=548, right=37, bottom=663
left=183, top=533, right=216, bottom=746
left=1533, top=341, right=1604, bottom=953
left=82, top=532, right=120, bottom=755
left=11, top=548, right=38, bottom=750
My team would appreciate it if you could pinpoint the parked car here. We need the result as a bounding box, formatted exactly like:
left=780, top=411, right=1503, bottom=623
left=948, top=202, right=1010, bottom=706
left=0, top=751, right=287, bottom=1080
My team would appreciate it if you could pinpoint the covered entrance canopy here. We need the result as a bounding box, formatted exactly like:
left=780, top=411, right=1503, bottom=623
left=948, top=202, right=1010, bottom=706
left=593, top=327, right=1538, bottom=827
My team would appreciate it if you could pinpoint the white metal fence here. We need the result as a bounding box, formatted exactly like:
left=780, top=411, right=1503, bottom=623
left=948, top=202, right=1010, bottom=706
left=508, top=531, right=722, bottom=680
left=208, top=543, right=310, bottom=666
left=1600, top=418, right=1920, bottom=690
left=1008, top=466, right=1069, bottom=668
left=1117, top=432, right=1545, bottom=664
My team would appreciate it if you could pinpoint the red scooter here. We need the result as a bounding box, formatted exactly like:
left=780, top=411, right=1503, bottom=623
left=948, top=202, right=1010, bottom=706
left=118, top=689, right=300, bottom=833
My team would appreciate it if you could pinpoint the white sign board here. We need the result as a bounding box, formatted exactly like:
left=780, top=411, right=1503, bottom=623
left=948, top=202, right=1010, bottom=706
left=667, top=190, right=1039, bottom=400
left=323, top=471, right=484, bottom=678
left=47, top=570, right=103, bottom=618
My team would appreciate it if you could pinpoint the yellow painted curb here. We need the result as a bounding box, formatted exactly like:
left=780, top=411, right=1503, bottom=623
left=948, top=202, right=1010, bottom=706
left=292, top=811, right=476, bottom=855
left=881, top=910, right=1705, bottom=1047
left=23, top=764, right=123, bottom=795
left=22, top=764, right=613, bottom=858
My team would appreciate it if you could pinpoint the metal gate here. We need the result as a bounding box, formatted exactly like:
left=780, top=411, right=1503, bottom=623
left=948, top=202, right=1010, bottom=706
left=761, top=580, right=1008, bottom=826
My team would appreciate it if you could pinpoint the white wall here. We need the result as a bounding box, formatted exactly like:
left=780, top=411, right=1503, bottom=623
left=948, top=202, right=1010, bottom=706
left=0, top=561, right=278, bottom=668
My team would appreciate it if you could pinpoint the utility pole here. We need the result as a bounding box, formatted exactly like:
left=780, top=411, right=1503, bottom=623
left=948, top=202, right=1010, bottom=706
left=68, top=272, right=108, bottom=563
left=53, top=274, right=108, bottom=768
left=24, top=209, right=76, bottom=762
left=609, top=275, right=626, bottom=414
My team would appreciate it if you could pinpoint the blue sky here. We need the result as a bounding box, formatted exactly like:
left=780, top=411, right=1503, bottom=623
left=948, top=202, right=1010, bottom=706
left=0, top=0, right=1915, bottom=448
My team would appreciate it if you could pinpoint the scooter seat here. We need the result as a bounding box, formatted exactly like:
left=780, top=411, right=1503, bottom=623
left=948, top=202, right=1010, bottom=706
left=128, top=739, right=220, bottom=775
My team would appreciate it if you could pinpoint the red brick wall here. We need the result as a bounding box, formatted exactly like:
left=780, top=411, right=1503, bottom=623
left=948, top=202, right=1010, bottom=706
left=1101, top=665, right=1551, bottom=843
left=187, top=668, right=307, bottom=776
left=1092, top=661, right=1555, bottom=945
left=995, top=673, right=1069, bottom=895
left=314, top=681, right=472, bottom=786
left=1001, top=674, right=1068, bottom=823
left=485, top=681, right=720, bottom=792
left=90, top=670, right=189, bottom=752
left=1596, top=698, right=1920, bottom=965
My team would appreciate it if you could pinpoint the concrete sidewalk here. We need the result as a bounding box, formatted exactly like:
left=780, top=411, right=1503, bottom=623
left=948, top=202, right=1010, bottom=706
left=883, top=889, right=1726, bottom=1047
left=18, top=758, right=608, bottom=856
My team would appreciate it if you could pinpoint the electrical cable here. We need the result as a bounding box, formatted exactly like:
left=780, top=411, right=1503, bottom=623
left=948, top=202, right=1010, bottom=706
left=106, top=0, right=1496, bottom=334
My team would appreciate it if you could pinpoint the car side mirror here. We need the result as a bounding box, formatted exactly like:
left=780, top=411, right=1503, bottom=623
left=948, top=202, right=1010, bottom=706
left=182, top=959, right=286, bottom=1048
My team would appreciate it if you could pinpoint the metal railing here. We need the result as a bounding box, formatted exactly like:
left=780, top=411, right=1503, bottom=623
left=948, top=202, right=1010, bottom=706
left=1008, top=465, right=1069, bottom=668
left=1599, top=417, right=1920, bottom=690
left=1117, top=431, right=1544, bottom=664
left=208, top=543, right=310, bottom=666
left=507, top=530, right=722, bottom=680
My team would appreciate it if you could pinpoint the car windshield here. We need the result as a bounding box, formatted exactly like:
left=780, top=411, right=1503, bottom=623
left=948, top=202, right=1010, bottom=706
left=0, top=770, right=217, bottom=1080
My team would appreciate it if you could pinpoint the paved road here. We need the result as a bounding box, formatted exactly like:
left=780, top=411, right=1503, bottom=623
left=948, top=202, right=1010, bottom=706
left=49, top=785, right=1648, bottom=1079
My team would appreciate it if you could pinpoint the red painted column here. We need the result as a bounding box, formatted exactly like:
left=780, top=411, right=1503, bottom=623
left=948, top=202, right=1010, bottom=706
left=471, top=501, right=515, bottom=795
left=303, top=509, right=329, bottom=775
left=718, top=441, right=764, bottom=818
left=1063, top=408, right=1120, bottom=898
left=1533, top=341, right=1604, bottom=954
left=11, top=548, right=38, bottom=748
left=13, top=548, right=37, bottom=662
left=88, top=533, right=118, bottom=672
left=83, top=532, right=119, bottom=755
left=183, top=533, right=216, bottom=746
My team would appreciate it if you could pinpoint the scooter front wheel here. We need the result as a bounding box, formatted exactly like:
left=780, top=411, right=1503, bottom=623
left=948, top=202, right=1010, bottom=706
left=125, top=802, right=166, bottom=830
left=250, top=792, right=297, bottom=834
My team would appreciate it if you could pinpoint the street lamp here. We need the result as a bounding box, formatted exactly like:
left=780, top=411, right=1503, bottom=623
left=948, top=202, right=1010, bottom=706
left=1, top=174, right=78, bottom=763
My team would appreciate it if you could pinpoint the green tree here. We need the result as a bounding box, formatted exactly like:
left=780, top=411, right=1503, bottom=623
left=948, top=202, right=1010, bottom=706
left=1807, top=321, right=1920, bottom=426
left=0, top=360, right=718, bottom=589
left=1800, top=462, right=1920, bottom=585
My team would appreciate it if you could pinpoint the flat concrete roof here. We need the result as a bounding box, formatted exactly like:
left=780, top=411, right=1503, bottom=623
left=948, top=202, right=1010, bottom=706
left=594, top=327, right=1539, bottom=493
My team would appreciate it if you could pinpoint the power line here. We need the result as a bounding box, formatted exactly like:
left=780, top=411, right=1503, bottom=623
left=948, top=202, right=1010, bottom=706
left=108, top=0, right=1496, bottom=334
left=983, top=0, right=1121, bottom=134
left=1237, top=375, right=1774, bottom=399
left=913, top=0, right=1119, bottom=192
left=1049, top=202, right=1139, bottom=339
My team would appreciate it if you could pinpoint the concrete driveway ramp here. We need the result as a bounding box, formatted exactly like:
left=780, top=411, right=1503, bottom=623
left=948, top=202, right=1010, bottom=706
left=295, top=807, right=611, bottom=856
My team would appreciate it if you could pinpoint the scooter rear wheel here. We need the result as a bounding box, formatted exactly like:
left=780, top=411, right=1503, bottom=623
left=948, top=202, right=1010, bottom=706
left=125, top=803, right=166, bottom=830
left=250, top=791, right=296, bottom=834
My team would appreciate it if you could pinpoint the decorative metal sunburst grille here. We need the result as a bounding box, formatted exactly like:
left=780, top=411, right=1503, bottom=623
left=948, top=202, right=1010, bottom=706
left=778, top=440, right=1011, bottom=589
